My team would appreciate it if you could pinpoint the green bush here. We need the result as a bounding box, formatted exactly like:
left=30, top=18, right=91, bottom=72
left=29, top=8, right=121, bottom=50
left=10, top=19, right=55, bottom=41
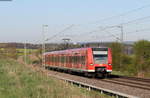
left=111, top=40, right=150, bottom=77
left=133, top=40, right=150, bottom=75
left=109, top=42, right=122, bottom=70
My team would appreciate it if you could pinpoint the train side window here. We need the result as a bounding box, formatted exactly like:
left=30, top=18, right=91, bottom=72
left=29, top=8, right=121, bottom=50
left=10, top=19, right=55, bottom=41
left=60, top=56, right=62, bottom=63
left=69, top=56, right=72, bottom=63
left=51, top=56, right=52, bottom=62
left=47, top=56, right=49, bottom=62
left=47, top=56, right=48, bottom=62
left=52, top=56, right=54, bottom=62
left=74, top=56, right=77, bottom=64
left=54, top=56, right=56, bottom=63
left=49, top=55, right=51, bottom=62
left=76, top=56, right=79, bottom=64
left=62, top=56, right=64, bottom=63
left=75, top=56, right=78, bottom=64
left=63, top=56, right=66, bottom=63
left=57, top=55, right=59, bottom=63
left=52, top=55, right=54, bottom=62
left=73, top=56, right=77, bottom=64
left=60, top=56, right=63, bottom=66
left=54, top=56, right=56, bottom=62
left=50, top=56, right=52, bottom=62
left=58, top=55, right=61, bottom=63
left=55, top=56, right=57, bottom=63
left=56, top=56, right=58, bottom=63
left=68, top=56, right=70, bottom=63
left=81, top=56, right=85, bottom=65
left=78, top=56, right=80, bottom=64
left=58, top=56, right=60, bottom=63
left=73, top=56, right=75, bottom=64
left=48, top=56, right=50, bottom=62
left=78, top=56, right=81, bottom=65
left=62, top=56, right=64, bottom=66
left=64, top=56, right=66, bottom=66
left=66, top=56, right=69, bottom=64
left=71, top=56, right=73, bottom=63
left=56, top=56, right=57, bottom=63
left=50, top=56, right=51, bottom=62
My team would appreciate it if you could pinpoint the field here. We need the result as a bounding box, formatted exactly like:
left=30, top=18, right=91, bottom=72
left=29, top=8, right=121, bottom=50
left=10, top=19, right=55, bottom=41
left=16, top=48, right=38, bottom=56
left=0, top=48, right=38, bottom=56
left=0, top=58, right=111, bottom=98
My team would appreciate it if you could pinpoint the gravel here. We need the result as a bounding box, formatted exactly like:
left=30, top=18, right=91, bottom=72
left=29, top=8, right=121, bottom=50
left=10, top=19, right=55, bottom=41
left=45, top=69, right=150, bottom=98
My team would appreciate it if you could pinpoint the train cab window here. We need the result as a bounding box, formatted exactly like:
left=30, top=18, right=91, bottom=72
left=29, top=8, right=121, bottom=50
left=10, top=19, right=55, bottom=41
left=93, top=54, right=108, bottom=64
left=93, top=49, right=108, bottom=64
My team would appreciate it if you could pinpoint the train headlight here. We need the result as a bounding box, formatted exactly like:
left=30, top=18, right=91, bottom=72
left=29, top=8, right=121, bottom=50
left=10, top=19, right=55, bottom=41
left=90, top=63, right=94, bottom=66
left=108, top=64, right=111, bottom=66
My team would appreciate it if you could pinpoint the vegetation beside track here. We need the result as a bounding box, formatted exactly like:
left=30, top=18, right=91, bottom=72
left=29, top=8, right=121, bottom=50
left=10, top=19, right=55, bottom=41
left=110, top=40, right=150, bottom=78
left=0, top=47, right=38, bottom=60
left=0, top=58, right=112, bottom=98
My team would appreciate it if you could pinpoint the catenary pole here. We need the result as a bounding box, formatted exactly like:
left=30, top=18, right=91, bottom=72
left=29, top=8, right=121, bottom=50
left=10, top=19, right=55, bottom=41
left=42, top=25, right=48, bottom=67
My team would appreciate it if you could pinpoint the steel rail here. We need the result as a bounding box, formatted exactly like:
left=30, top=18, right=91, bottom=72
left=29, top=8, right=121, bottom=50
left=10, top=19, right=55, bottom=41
left=101, top=79, right=150, bottom=91
left=119, top=76, right=150, bottom=83
left=111, top=74, right=150, bottom=83
left=108, top=78, right=150, bottom=87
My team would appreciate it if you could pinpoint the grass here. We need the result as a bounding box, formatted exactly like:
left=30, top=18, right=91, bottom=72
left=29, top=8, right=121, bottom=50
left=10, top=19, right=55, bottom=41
left=0, top=58, right=112, bottom=98
left=112, top=70, right=133, bottom=76
left=112, top=70, right=150, bottom=78
left=16, top=48, right=38, bottom=56
left=0, top=48, right=38, bottom=56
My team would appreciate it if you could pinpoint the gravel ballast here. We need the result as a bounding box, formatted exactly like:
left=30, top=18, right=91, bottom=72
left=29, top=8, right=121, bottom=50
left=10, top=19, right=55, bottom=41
left=45, top=69, right=150, bottom=98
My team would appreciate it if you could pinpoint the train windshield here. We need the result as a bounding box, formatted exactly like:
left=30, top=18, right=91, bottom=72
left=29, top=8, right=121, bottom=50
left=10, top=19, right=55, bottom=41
left=93, top=54, right=108, bottom=64
left=92, top=48, right=108, bottom=64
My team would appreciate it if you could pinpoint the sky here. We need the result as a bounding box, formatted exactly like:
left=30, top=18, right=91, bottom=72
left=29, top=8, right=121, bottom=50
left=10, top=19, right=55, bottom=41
left=0, top=0, right=150, bottom=43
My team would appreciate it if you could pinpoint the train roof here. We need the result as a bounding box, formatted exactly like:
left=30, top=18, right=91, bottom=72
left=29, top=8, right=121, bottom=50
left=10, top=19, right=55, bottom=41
left=44, top=47, right=109, bottom=55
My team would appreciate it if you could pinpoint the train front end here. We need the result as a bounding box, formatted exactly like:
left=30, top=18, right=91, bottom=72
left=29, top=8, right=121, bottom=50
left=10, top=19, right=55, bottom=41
left=87, top=48, right=112, bottom=75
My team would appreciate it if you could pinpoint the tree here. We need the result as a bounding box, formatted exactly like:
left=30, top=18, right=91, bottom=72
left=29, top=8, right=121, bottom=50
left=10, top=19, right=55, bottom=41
left=109, top=42, right=122, bottom=70
left=133, top=40, right=150, bottom=74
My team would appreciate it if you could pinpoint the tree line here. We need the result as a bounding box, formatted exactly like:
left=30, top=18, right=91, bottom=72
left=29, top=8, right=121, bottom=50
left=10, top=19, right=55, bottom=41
left=110, top=40, right=150, bottom=77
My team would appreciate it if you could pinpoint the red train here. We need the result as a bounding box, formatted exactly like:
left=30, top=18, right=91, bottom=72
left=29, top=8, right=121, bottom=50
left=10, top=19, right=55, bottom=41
left=44, top=47, right=112, bottom=77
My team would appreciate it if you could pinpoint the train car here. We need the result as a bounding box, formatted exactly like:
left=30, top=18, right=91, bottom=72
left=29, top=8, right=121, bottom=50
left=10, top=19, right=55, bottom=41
left=44, top=47, right=112, bottom=77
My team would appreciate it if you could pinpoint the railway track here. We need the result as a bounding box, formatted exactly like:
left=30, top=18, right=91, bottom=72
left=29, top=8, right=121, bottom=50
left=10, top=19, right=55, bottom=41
left=46, top=71, right=139, bottom=98
left=28, top=64, right=150, bottom=98
left=47, top=66, right=150, bottom=91
left=101, top=75, right=150, bottom=91
left=110, top=75, right=150, bottom=83
left=101, top=79, right=150, bottom=91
